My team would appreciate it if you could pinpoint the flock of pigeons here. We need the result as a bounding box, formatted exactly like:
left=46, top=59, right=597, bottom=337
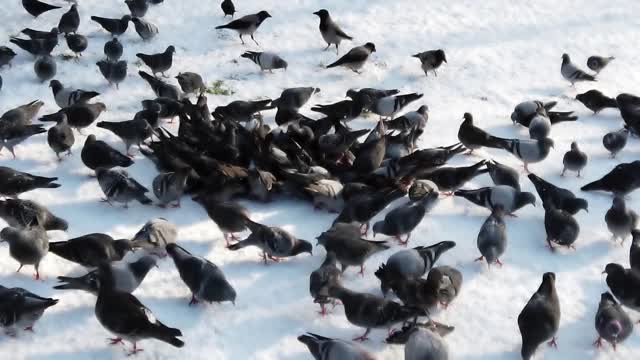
left=0, top=0, right=640, bottom=359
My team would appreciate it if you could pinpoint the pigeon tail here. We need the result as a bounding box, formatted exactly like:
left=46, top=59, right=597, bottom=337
left=149, top=323, right=184, bottom=348
left=581, top=179, right=606, bottom=192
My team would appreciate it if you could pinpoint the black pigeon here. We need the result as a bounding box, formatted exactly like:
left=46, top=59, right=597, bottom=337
left=91, top=15, right=132, bottom=37
left=372, top=191, right=439, bottom=245
left=40, top=103, right=107, bottom=132
left=486, top=160, right=520, bottom=191
left=587, top=56, right=615, bottom=74
left=603, top=263, right=640, bottom=312
left=326, top=43, right=376, bottom=73
left=96, top=118, right=154, bottom=156
left=602, top=128, right=629, bottom=158
left=417, top=160, right=487, bottom=194
left=630, top=230, right=640, bottom=272
left=616, top=94, right=640, bottom=133
left=58, top=4, right=79, bottom=34
left=215, top=11, right=272, bottom=45
left=576, top=90, right=618, bottom=114
left=605, top=196, right=638, bottom=244
left=22, top=0, right=60, bottom=18
left=0, top=122, right=47, bottom=158
left=65, top=33, right=88, bottom=57
left=456, top=112, right=506, bottom=154
left=582, top=161, right=640, bottom=196
left=10, top=37, right=57, bottom=57
left=0, top=166, right=59, bottom=198
left=313, top=9, right=353, bottom=54
left=81, top=134, right=134, bottom=172
left=34, top=55, right=56, bottom=82
left=213, top=99, right=273, bottom=122
left=0, top=285, right=58, bottom=335
left=0, top=198, right=67, bottom=231
left=136, top=46, right=175, bottom=77
left=104, top=38, right=123, bottom=62
left=593, top=292, right=633, bottom=350
left=20, top=27, right=59, bottom=40
left=562, top=142, right=587, bottom=177
left=125, top=0, right=149, bottom=17
left=412, top=49, right=447, bottom=77
left=528, top=173, right=588, bottom=214
left=228, top=220, right=313, bottom=264
left=221, top=0, right=235, bottom=17
left=139, top=71, right=180, bottom=100
left=0, top=46, right=17, bottom=68
left=96, top=60, right=128, bottom=89
left=518, top=272, right=561, bottom=360
left=192, top=197, right=249, bottom=246
left=544, top=202, right=579, bottom=251
left=49, top=233, right=133, bottom=268
left=175, top=72, right=205, bottom=97
left=333, top=186, right=406, bottom=234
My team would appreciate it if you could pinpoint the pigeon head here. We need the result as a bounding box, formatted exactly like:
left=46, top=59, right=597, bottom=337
left=49, top=79, right=62, bottom=92
left=540, top=137, right=554, bottom=149
left=632, top=229, right=640, bottom=243
left=561, top=53, right=570, bottom=64
left=113, top=239, right=134, bottom=259
left=364, top=42, right=376, bottom=53
left=612, top=196, right=626, bottom=210
left=292, top=239, right=313, bottom=256
left=436, top=49, right=447, bottom=63
left=313, top=9, right=329, bottom=18
left=166, top=45, right=176, bottom=54
left=0, top=227, right=17, bottom=242
left=565, top=197, right=588, bottom=214
left=516, top=191, right=537, bottom=208
left=462, top=112, right=473, bottom=123
left=85, top=134, right=97, bottom=144
left=257, top=11, right=272, bottom=20
left=603, top=263, right=625, bottom=276
left=600, top=292, right=617, bottom=306
left=165, top=242, right=191, bottom=260
left=570, top=141, right=579, bottom=151
left=539, top=272, right=556, bottom=295
left=130, top=17, right=141, bottom=24
left=274, top=57, right=288, bottom=70
left=417, top=105, right=429, bottom=115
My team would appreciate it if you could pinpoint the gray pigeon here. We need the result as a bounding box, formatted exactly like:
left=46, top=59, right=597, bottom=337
left=303, top=179, right=345, bottom=213
left=138, top=70, right=181, bottom=100
left=214, top=11, right=272, bottom=45
left=511, top=100, right=577, bottom=126
left=241, top=51, right=288, bottom=72
left=313, top=9, right=353, bottom=54
left=0, top=166, right=60, bottom=198
left=213, top=99, right=273, bottom=123
left=298, top=332, right=373, bottom=359
left=96, top=60, right=127, bottom=89
left=0, top=46, right=17, bottom=68
left=125, top=0, right=149, bottom=17
left=131, top=218, right=177, bottom=256
left=0, top=285, right=58, bottom=335
left=0, top=198, right=67, bottom=231
left=90, top=15, right=132, bottom=37
left=384, top=105, right=429, bottom=132
left=0, top=226, right=49, bottom=280
left=131, top=17, right=158, bottom=40
left=561, top=53, right=596, bottom=85
left=426, top=266, right=463, bottom=309
left=175, top=72, right=205, bottom=97
left=272, top=87, right=320, bottom=125
left=136, top=46, right=175, bottom=77
left=49, top=233, right=133, bottom=268
left=326, top=43, right=376, bottom=73
left=10, top=37, right=57, bottom=57
left=34, top=55, right=56, bottom=82
left=605, top=196, right=638, bottom=244
left=309, top=251, right=342, bottom=315
left=58, top=4, right=79, bottom=34
left=562, top=142, right=587, bottom=177
left=454, top=185, right=536, bottom=215
left=372, top=190, right=439, bottom=245
left=587, top=56, right=615, bottom=74
left=412, top=49, right=447, bottom=77
left=81, top=134, right=134, bottom=172
left=96, top=118, right=154, bottom=156
left=486, top=160, right=520, bottom=191
left=544, top=202, right=579, bottom=251
left=603, top=263, right=640, bottom=312
left=228, top=220, right=312, bottom=264
left=317, top=222, right=389, bottom=275
left=152, top=167, right=190, bottom=207
left=593, top=292, right=633, bottom=350
left=631, top=230, right=640, bottom=272
left=602, top=128, right=628, bottom=158
left=371, top=93, right=423, bottom=119
left=1, top=100, right=44, bottom=126
left=96, top=167, right=152, bottom=208
left=247, top=168, right=277, bottom=202
left=386, top=321, right=455, bottom=360
left=518, top=272, right=561, bottom=360
left=0, top=122, right=47, bottom=158
left=65, top=33, right=87, bottom=57
left=527, top=108, right=551, bottom=140
left=47, top=114, right=74, bottom=159
left=476, top=208, right=507, bottom=266
left=55, top=255, right=157, bottom=294
left=104, top=38, right=123, bottom=62
left=192, top=198, right=249, bottom=246
left=166, top=243, right=236, bottom=306
left=49, top=80, right=100, bottom=108
left=493, top=136, right=555, bottom=172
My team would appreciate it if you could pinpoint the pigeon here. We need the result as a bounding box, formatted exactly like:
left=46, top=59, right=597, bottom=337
left=298, top=332, right=374, bottom=359
left=587, top=56, right=615, bottom=74
left=333, top=187, right=406, bottom=234
left=313, top=9, right=353, bottom=54
left=81, top=134, right=133, bottom=172
left=346, top=88, right=400, bottom=112
left=138, top=71, right=181, bottom=100
left=0, top=198, right=67, bottom=231
left=131, top=218, right=177, bottom=256
left=0, top=286, right=58, bottom=335
left=327, top=284, right=426, bottom=341
left=309, top=251, right=342, bottom=315
left=426, top=266, right=463, bottom=308
left=94, top=282, right=184, bottom=355
left=616, top=94, right=640, bottom=133
left=602, top=128, right=629, bottom=158
left=486, top=160, right=520, bottom=191
left=370, top=93, right=423, bottom=120
left=492, top=136, right=555, bottom=172
left=0, top=122, right=47, bottom=158
left=0, top=166, right=60, bottom=198
left=476, top=208, right=507, bottom=266
left=372, top=190, right=439, bottom=245
left=228, top=220, right=313, bottom=264
left=22, top=0, right=60, bottom=18
left=91, top=15, right=132, bottom=37
left=575, top=90, right=618, bottom=114
left=386, top=321, right=454, bottom=360
left=375, top=241, right=456, bottom=295
left=54, top=255, right=157, bottom=294
left=175, top=72, right=205, bottom=97
left=412, top=49, right=447, bottom=77
left=544, top=202, right=579, bottom=251
left=528, top=173, right=588, bottom=215
left=581, top=161, right=640, bottom=196
left=58, top=4, right=79, bottom=34
left=326, top=43, right=376, bottom=73
left=603, top=263, right=640, bottom=312
left=213, top=99, right=273, bottom=123
left=125, top=0, right=149, bottom=17
left=631, top=230, right=640, bottom=272
left=96, top=60, right=127, bottom=89
left=317, top=222, right=389, bottom=275
left=40, top=103, right=107, bottom=132
left=96, top=167, right=153, bottom=208
left=152, top=167, right=190, bottom=207
left=385, top=105, right=429, bottom=132
left=352, top=121, right=386, bottom=175
left=1, top=100, right=45, bottom=126
left=562, top=142, right=587, bottom=177
left=454, top=185, right=536, bottom=215
left=272, top=87, right=320, bottom=125
left=192, top=197, right=249, bottom=245
left=215, top=11, right=272, bottom=45
left=34, top=55, right=56, bottom=82
left=527, top=109, right=553, bottom=140
left=561, top=53, right=596, bottom=85
left=221, top=0, right=235, bottom=17
left=247, top=168, right=277, bottom=202
left=241, top=51, right=288, bottom=72
left=65, top=33, right=88, bottom=57
left=131, top=17, right=159, bottom=40
left=21, top=27, right=59, bottom=40
left=49, top=80, right=100, bottom=108
left=136, top=46, right=175, bottom=77
left=417, top=160, right=488, bottom=195
left=456, top=112, right=505, bottom=154
left=0, top=75, right=2, bottom=92
left=97, top=118, right=154, bottom=156
left=605, top=196, right=638, bottom=244
left=518, top=272, right=561, bottom=360
left=593, top=292, right=633, bottom=350
left=510, top=100, right=578, bottom=128
left=49, top=233, right=133, bottom=268
left=0, top=226, right=49, bottom=279
left=104, top=37, right=123, bottom=62
left=0, top=46, right=17, bottom=68
left=9, top=37, right=57, bottom=57
left=302, top=178, right=347, bottom=213
left=166, top=243, right=236, bottom=306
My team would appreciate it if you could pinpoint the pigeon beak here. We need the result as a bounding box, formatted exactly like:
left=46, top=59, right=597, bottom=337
left=601, top=270, right=607, bottom=274
left=232, top=300, right=236, bottom=306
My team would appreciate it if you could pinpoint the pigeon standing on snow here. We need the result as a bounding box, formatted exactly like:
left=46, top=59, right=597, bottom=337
left=58, top=4, right=79, bottom=34
left=213, top=99, right=273, bottom=123
left=49, top=233, right=133, bottom=268
left=0, top=285, right=58, bottom=335
left=49, top=80, right=100, bottom=108
left=456, top=113, right=505, bottom=154
left=385, top=105, right=429, bottom=132
left=372, top=190, right=439, bottom=245
left=631, top=230, right=640, bottom=272
left=313, top=9, right=352, bottom=54
left=1, top=100, right=45, bottom=126
left=527, top=173, right=588, bottom=215
left=131, top=218, right=177, bottom=256
left=603, top=263, right=640, bottom=312
left=138, top=71, right=181, bottom=100
left=511, top=100, right=576, bottom=126
left=215, top=11, right=272, bottom=45
left=22, top=0, right=60, bottom=18
left=96, top=118, right=154, bottom=156
left=426, top=266, right=463, bottom=308
left=561, top=53, right=596, bottom=86
left=96, top=60, right=128, bottom=89
left=166, top=243, right=236, bottom=306
left=221, top=0, right=235, bottom=17
left=0, top=198, right=67, bottom=231
left=152, top=167, right=190, bottom=207
left=40, top=103, right=107, bottom=133
left=476, top=208, right=507, bottom=266
left=96, top=168, right=152, bottom=208
left=587, top=56, right=615, bottom=74
left=575, top=90, right=618, bottom=114
left=412, top=49, right=447, bottom=77
left=192, top=197, right=249, bottom=245
left=527, top=108, right=554, bottom=140
left=91, top=15, right=132, bottom=37
left=370, top=93, right=423, bottom=120
left=0, top=46, right=17, bottom=68
left=309, top=251, right=342, bottom=315
left=131, top=17, right=159, bottom=40
left=593, top=292, right=633, bottom=350
left=602, top=128, right=629, bottom=158
left=417, top=161, right=488, bottom=195
left=493, top=136, right=555, bottom=172
left=454, top=185, right=536, bottom=215
left=34, top=55, right=56, bottom=82
left=104, top=38, right=123, bottom=62
left=581, top=161, right=640, bottom=196
left=298, top=332, right=374, bottom=359
left=228, top=220, right=313, bottom=264
left=241, top=51, right=288, bottom=72
left=386, top=321, right=455, bottom=360
left=326, top=43, right=376, bottom=73
left=272, top=87, right=320, bottom=125
left=175, top=72, right=205, bottom=97
left=65, top=33, right=88, bottom=57
left=0, top=122, right=47, bottom=158
left=10, top=37, right=57, bottom=57
left=125, top=0, right=149, bottom=17
left=518, top=272, right=561, bottom=360
left=0, top=166, right=60, bottom=198
left=562, top=141, right=587, bottom=177
left=0, top=226, right=49, bottom=280
left=544, top=202, right=580, bottom=251
left=486, top=160, right=520, bottom=191
left=81, top=134, right=133, bottom=172
left=136, top=46, right=175, bottom=77
left=605, top=196, right=638, bottom=244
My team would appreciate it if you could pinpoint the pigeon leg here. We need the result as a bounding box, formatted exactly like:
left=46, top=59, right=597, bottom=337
left=434, top=69, right=438, bottom=77
left=224, top=233, right=231, bottom=247
left=23, top=326, right=34, bottom=332
left=250, top=34, right=260, bottom=46
left=108, top=337, right=124, bottom=345
left=523, top=163, right=530, bottom=173
left=546, top=238, right=556, bottom=252
left=188, top=294, right=199, bottom=306
left=358, top=265, right=365, bottom=277
left=323, top=43, right=330, bottom=51
left=474, top=256, right=484, bottom=262
left=352, top=328, right=371, bottom=342
left=317, top=303, right=327, bottom=316
left=268, top=255, right=282, bottom=263
left=440, top=301, right=448, bottom=309
left=34, top=265, right=40, bottom=280
left=331, top=299, right=342, bottom=308
left=262, top=252, right=268, bottom=265
left=577, top=171, right=581, bottom=178
left=548, top=337, right=558, bottom=348
left=335, top=44, right=339, bottom=54
left=10, top=148, right=16, bottom=159
left=495, top=258, right=503, bottom=267
left=561, top=168, right=566, bottom=176
left=56, top=153, right=62, bottom=162
left=16, top=264, right=23, bottom=273
left=127, top=342, right=144, bottom=356
left=593, top=337, right=603, bottom=348
left=171, top=200, right=181, bottom=208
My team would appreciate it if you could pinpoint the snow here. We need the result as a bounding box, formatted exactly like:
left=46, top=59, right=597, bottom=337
left=1, top=0, right=640, bottom=359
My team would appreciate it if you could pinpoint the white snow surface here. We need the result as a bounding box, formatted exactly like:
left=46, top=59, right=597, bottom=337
left=1, top=0, right=640, bottom=359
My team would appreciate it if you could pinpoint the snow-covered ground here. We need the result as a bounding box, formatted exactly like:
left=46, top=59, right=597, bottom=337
left=1, top=0, right=640, bottom=359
